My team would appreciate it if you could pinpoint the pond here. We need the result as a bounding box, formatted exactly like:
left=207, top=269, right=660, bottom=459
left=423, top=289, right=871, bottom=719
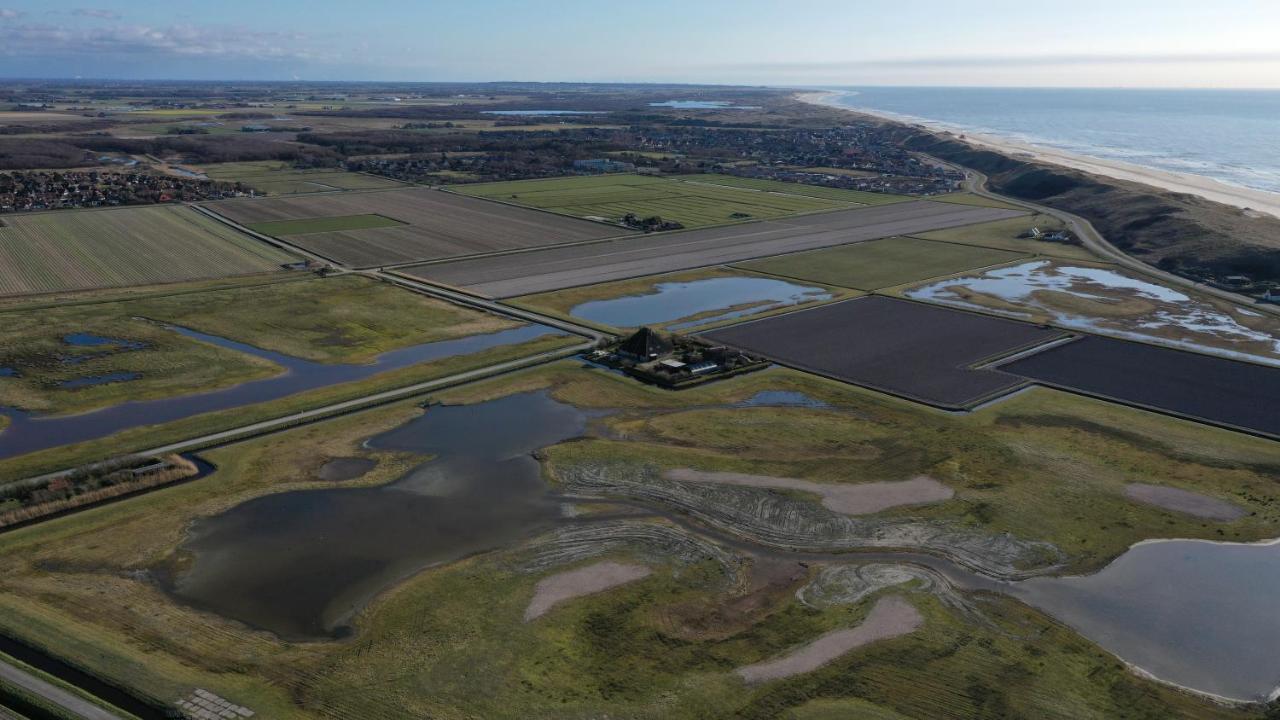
left=481, top=110, right=608, bottom=116
left=1013, top=538, right=1280, bottom=702
left=167, top=391, right=590, bottom=639
left=649, top=100, right=762, bottom=109
left=570, top=276, right=831, bottom=331
left=0, top=323, right=561, bottom=460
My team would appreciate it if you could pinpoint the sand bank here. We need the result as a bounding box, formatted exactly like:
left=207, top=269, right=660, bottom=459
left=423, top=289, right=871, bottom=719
left=1124, top=483, right=1246, bottom=521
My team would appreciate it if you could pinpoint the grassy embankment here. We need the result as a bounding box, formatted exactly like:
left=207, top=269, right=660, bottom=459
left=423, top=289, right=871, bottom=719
left=735, top=236, right=1028, bottom=291
left=449, top=173, right=875, bottom=229
left=0, top=363, right=1269, bottom=718
left=508, top=266, right=858, bottom=334
left=0, top=205, right=298, bottom=297
left=0, top=651, right=138, bottom=720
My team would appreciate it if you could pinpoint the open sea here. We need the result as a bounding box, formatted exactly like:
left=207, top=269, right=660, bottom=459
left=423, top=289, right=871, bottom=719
left=819, top=87, right=1280, bottom=194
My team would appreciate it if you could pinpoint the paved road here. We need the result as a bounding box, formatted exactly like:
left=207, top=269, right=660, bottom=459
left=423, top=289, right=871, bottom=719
left=958, top=169, right=1280, bottom=319
left=402, top=201, right=1026, bottom=297
left=0, top=657, right=122, bottom=720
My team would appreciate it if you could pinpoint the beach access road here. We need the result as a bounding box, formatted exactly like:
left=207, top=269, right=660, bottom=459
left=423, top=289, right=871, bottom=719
left=399, top=201, right=1026, bottom=298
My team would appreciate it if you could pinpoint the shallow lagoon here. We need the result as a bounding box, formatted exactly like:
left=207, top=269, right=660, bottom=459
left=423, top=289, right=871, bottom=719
left=168, top=392, right=588, bottom=638
left=570, top=276, right=831, bottom=331
left=0, top=323, right=559, bottom=459
left=1014, top=538, right=1280, bottom=702
left=907, top=259, right=1280, bottom=365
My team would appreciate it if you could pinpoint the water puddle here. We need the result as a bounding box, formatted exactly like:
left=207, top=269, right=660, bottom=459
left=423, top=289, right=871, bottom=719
left=738, top=390, right=830, bottom=408
left=316, top=457, right=376, bottom=482
left=167, top=392, right=590, bottom=639
left=62, top=333, right=147, bottom=350
left=906, top=260, right=1280, bottom=365
left=570, top=276, right=830, bottom=331
left=0, top=324, right=560, bottom=459
left=0, top=368, right=17, bottom=378
left=58, top=372, right=141, bottom=389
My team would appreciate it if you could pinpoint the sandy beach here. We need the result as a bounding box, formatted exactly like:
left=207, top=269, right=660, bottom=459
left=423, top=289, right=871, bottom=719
left=797, top=91, right=1280, bottom=220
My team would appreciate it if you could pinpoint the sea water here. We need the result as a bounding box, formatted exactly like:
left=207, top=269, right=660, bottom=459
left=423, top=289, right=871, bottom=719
left=820, top=87, right=1280, bottom=194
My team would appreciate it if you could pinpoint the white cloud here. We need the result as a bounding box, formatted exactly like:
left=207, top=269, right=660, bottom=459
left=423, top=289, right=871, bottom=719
left=0, top=20, right=315, bottom=61
left=0, top=8, right=24, bottom=20
left=72, top=8, right=122, bottom=20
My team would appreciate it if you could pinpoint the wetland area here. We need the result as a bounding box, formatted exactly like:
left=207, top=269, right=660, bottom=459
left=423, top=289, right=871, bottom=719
left=157, top=378, right=1280, bottom=702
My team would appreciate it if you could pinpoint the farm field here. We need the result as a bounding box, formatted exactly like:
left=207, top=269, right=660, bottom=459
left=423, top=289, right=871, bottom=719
left=200, top=161, right=405, bottom=195
left=245, top=214, right=406, bottom=236
left=999, top=335, right=1280, bottom=437
left=208, top=187, right=625, bottom=267
left=0, top=206, right=298, bottom=297
left=701, top=296, right=1065, bottom=408
left=0, top=275, right=517, bottom=419
left=735, top=236, right=1028, bottom=290
left=449, top=173, right=861, bottom=228
left=681, top=173, right=909, bottom=205
left=0, top=363, right=1271, bottom=718
left=404, top=201, right=1027, bottom=297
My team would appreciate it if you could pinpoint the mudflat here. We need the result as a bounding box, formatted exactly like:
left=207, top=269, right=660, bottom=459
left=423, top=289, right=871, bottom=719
left=665, top=469, right=954, bottom=515
left=1124, top=483, right=1247, bottom=521
left=524, top=561, right=652, bottom=621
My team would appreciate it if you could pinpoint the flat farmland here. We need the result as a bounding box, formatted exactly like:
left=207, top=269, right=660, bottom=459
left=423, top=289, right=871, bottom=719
left=207, top=187, right=626, bottom=267
left=681, top=174, right=909, bottom=205
left=0, top=206, right=298, bottom=297
left=404, top=201, right=1027, bottom=297
left=449, top=174, right=863, bottom=228
left=999, top=335, right=1280, bottom=438
left=700, top=296, right=1065, bottom=408
left=736, top=235, right=1028, bottom=290
left=201, top=161, right=405, bottom=195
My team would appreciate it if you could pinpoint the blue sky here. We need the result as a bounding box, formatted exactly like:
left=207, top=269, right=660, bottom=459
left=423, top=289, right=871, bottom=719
left=2, top=0, right=1279, bottom=86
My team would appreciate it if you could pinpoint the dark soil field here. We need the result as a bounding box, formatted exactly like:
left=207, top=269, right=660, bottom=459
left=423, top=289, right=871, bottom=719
left=404, top=202, right=1025, bottom=297
left=700, top=296, right=1064, bottom=408
left=205, top=187, right=627, bottom=267
left=999, top=335, right=1280, bottom=437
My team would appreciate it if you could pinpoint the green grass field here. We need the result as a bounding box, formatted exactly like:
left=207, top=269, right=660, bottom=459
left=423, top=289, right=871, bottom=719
left=0, top=206, right=298, bottom=297
left=735, top=236, right=1028, bottom=290
left=0, top=363, right=1268, bottom=718
left=0, top=275, right=517, bottom=420
left=912, top=213, right=1102, bottom=261
left=681, top=174, right=909, bottom=205
left=201, top=161, right=404, bottom=195
left=449, top=174, right=866, bottom=228
left=245, top=214, right=406, bottom=236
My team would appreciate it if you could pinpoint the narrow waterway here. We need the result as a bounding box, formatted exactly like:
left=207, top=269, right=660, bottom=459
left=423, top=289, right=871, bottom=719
left=0, top=323, right=559, bottom=459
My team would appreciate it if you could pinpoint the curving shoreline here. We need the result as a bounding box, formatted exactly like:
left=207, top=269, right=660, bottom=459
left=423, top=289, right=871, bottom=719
left=797, top=90, right=1280, bottom=220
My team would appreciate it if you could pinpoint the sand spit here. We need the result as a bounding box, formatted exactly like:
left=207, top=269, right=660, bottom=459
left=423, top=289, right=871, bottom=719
left=735, top=595, right=923, bottom=683
left=797, top=91, right=1280, bottom=220
left=1124, top=483, right=1247, bottom=521
left=524, top=561, right=652, bottom=621
left=665, top=469, right=954, bottom=515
